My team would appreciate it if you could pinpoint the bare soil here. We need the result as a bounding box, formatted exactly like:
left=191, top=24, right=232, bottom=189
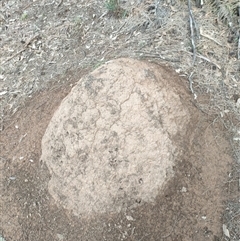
left=0, top=60, right=236, bottom=241
left=0, top=0, right=240, bottom=240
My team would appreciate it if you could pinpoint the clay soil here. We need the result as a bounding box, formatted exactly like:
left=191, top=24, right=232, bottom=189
left=0, top=0, right=240, bottom=241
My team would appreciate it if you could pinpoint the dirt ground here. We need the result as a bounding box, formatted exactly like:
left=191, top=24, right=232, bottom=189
left=1, top=0, right=240, bottom=241
left=0, top=60, right=235, bottom=241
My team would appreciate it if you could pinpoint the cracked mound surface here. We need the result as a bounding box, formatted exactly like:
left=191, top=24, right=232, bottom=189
left=41, top=58, right=190, bottom=215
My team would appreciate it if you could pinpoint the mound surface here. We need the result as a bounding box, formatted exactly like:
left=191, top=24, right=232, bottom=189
left=41, top=58, right=191, bottom=215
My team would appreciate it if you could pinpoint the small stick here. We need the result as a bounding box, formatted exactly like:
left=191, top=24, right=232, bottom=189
left=238, top=36, right=240, bottom=60
left=196, top=53, right=221, bottom=69
left=2, top=49, right=26, bottom=64
left=188, top=72, right=194, bottom=94
left=187, top=0, right=198, bottom=65
left=183, top=50, right=221, bottom=69
left=135, top=51, right=180, bottom=62
left=22, top=0, right=41, bottom=11
left=57, top=0, right=63, bottom=8
left=200, top=28, right=223, bottom=46
left=2, top=35, right=39, bottom=65
left=188, top=72, right=197, bottom=99
left=112, top=21, right=126, bottom=34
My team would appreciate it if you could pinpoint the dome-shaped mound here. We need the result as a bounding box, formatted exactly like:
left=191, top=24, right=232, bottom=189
left=41, top=58, right=190, bottom=216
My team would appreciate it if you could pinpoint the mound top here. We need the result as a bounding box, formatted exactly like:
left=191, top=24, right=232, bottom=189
left=41, top=58, right=190, bottom=216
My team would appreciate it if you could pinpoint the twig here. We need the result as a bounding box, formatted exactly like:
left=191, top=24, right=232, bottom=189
left=182, top=50, right=221, bottom=69
left=2, top=35, right=39, bottom=65
left=200, top=28, right=223, bottom=46
left=238, top=36, right=240, bottom=60
left=196, top=53, right=221, bottom=69
left=2, top=49, right=25, bottom=65
left=21, top=0, right=41, bottom=11
left=57, top=0, right=63, bottom=8
left=188, top=72, right=197, bottom=99
left=99, top=11, right=108, bottom=19
left=112, top=21, right=126, bottom=34
left=187, top=0, right=198, bottom=65
left=135, top=51, right=180, bottom=62
left=138, top=233, right=150, bottom=241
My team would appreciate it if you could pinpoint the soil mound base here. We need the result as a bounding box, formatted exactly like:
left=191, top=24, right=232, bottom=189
left=41, top=58, right=190, bottom=215
left=1, top=58, right=233, bottom=240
